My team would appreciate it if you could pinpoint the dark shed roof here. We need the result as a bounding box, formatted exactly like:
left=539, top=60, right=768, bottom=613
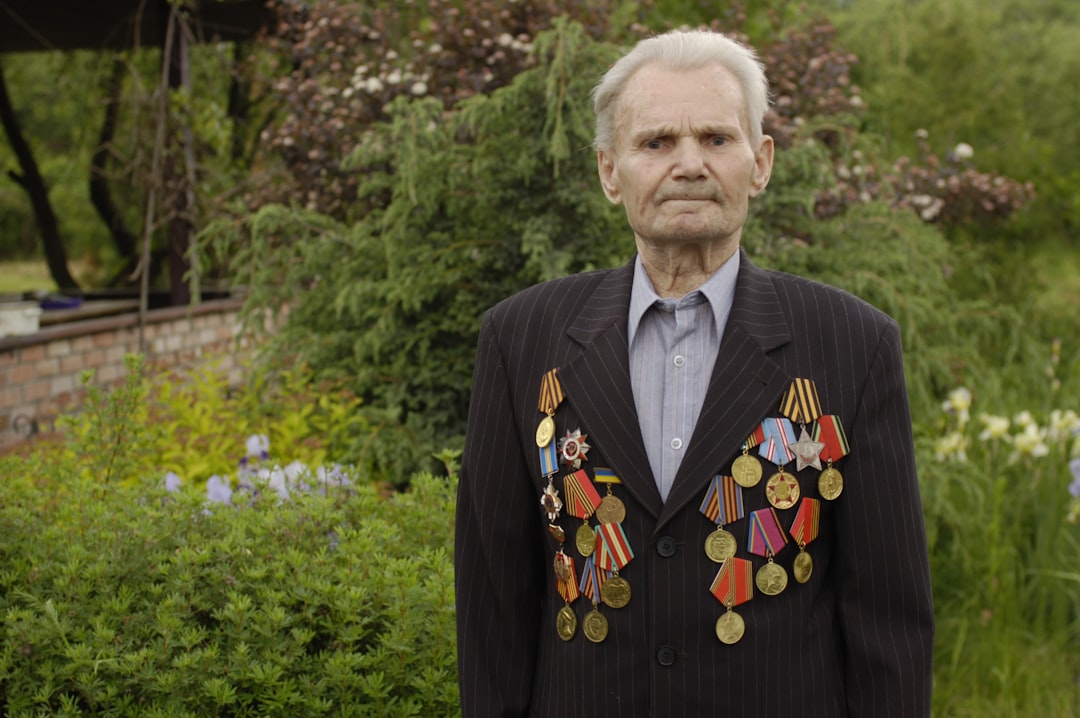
left=0, top=0, right=273, bottom=53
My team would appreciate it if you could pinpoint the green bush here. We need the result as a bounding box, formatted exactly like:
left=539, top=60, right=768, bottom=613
left=0, top=431, right=459, bottom=715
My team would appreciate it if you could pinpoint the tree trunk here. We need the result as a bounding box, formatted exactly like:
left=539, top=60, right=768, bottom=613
left=0, top=56, right=79, bottom=290
left=90, top=55, right=139, bottom=285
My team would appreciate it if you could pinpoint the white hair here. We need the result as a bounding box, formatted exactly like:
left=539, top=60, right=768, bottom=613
left=592, top=29, right=770, bottom=151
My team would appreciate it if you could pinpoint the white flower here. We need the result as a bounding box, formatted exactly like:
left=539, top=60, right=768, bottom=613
left=954, top=142, right=974, bottom=160
left=206, top=475, right=233, bottom=504
left=978, top=413, right=1011, bottom=441
left=410, top=81, right=428, bottom=96
left=364, top=77, right=384, bottom=94
left=164, top=471, right=182, bottom=492
left=386, top=69, right=402, bottom=85
left=1013, top=423, right=1049, bottom=458
left=1048, top=409, right=1080, bottom=441
left=498, top=32, right=513, bottom=47
left=943, top=387, right=973, bottom=425
left=935, top=431, right=968, bottom=462
left=1013, top=410, right=1036, bottom=429
left=245, top=434, right=270, bottom=459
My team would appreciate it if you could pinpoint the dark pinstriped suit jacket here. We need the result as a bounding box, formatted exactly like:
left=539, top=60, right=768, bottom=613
left=454, top=251, right=933, bottom=717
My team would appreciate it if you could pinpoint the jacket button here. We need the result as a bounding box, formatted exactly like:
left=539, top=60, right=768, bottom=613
left=656, top=645, right=677, bottom=666
left=657, top=536, right=677, bottom=557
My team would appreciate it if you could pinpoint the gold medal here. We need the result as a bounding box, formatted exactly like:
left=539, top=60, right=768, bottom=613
left=583, top=608, right=608, bottom=643
left=715, top=609, right=745, bottom=645
left=556, top=605, right=577, bottom=641
left=535, top=415, right=556, bottom=448
left=704, top=527, right=737, bottom=563
left=575, top=523, right=596, bottom=557
left=595, top=494, right=626, bottom=524
left=601, top=574, right=631, bottom=609
left=732, top=453, right=762, bottom=488
left=793, top=549, right=813, bottom=584
left=755, top=558, right=788, bottom=596
left=818, top=466, right=844, bottom=500
left=765, top=470, right=800, bottom=510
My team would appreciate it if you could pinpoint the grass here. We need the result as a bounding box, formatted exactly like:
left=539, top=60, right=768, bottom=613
left=0, top=258, right=95, bottom=296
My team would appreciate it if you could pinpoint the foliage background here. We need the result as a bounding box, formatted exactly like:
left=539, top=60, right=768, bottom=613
left=2, top=0, right=1080, bottom=715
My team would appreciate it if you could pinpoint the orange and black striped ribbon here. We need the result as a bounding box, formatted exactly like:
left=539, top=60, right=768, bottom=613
left=779, top=377, right=823, bottom=424
left=538, top=368, right=564, bottom=416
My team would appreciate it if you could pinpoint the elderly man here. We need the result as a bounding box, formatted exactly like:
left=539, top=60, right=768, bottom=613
left=454, top=28, right=933, bottom=718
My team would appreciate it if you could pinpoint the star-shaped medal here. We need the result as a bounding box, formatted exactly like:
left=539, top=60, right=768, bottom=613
left=559, top=429, right=591, bottom=468
left=788, top=427, right=825, bottom=471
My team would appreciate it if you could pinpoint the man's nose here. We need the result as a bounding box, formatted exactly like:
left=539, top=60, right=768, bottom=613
left=671, top=139, right=707, bottom=179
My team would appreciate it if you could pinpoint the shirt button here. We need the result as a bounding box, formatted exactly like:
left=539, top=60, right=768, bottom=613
left=657, top=536, right=677, bottom=557
left=670, top=437, right=683, bottom=450
left=673, top=355, right=685, bottom=367
left=657, top=645, right=677, bottom=666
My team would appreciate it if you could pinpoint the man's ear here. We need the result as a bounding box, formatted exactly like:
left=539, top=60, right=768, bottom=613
left=597, top=149, right=622, bottom=205
left=749, top=135, right=774, bottom=197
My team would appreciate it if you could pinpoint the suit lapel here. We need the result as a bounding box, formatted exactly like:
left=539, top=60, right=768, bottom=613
left=659, top=256, right=794, bottom=526
left=558, top=262, right=665, bottom=519
left=556, top=254, right=797, bottom=527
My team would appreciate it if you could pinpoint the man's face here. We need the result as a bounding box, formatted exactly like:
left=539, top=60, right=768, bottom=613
left=597, top=63, right=773, bottom=255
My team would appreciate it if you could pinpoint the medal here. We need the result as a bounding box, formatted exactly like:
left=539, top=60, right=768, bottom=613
left=715, top=608, right=745, bottom=645
left=813, top=415, right=850, bottom=500
left=536, top=416, right=556, bottom=448
left=595, top=522, right=635, bottom=572
left=540, top=478, right=563, bottom=521
left=765, top=468, right=800, bottom=510
left=548, top=523, right=565, bottom=542
left=755, top=557, right=788, bottom=596
left=601, top=573, right=631, bottom=608
left=583, top=607, right=609, bottom=643
left=536, top=369, right=564, bottom=448
left=575, top=523, right=596, bottom=557
left=818, top=463, right=844, bottom=500
left=793, top=550, right=814, bottom=583
left=788, top=426, right=825, bottom=472
left=759, top=417, right=797, bottom=466
left=559, top=429, right=591, bottom=469
left=595, top=494, right=626, bottom=524
left=789, top=498, right=821, bottom=583
left=593, top=468, right=625, bottom=524
left=699, top=475, right=745, bottom=563
left=747, top=507, right=789, bottom=596
left=704, top=528, right=738, bottom=562
left=553, top=550, right=573, bottom=581
left=556, top=605, right=577, bottom=641
left=732, top=429, right=765, bottom=487
left=709, top=557, right=753, bottom=644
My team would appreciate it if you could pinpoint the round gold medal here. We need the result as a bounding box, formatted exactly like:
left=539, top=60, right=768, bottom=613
left=556, top=605, right=577, bottom=641
left=755, top=560, right=788, bottom=596
left=601, top=574, right=631, bottom=609
left=765, top=471, right=800, bottom=510
left=731, top=454, right=763, bottom=488
left=704, top=528, right=737, bottom=563
left=575, top=523, right=596, bottom=557
left=535, top=415, right=556, bottom=447
left=793, top=550, right=813, bottom=584
left=818, top=466, right=844, bottom=500
left=583, top=608, right=608, bottom=643
left=715, top=610, right=745, bottom=645
left=595, top=494, right=626, bottom=525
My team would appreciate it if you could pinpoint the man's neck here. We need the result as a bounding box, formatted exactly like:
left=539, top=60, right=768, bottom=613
left=635, top=239, right=740, bottom=299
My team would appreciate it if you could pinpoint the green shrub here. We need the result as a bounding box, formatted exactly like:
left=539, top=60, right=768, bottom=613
left=0, top=446, right=459, bottom=715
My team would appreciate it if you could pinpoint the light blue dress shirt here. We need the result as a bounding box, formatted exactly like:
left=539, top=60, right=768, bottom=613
left=627, top=252, right=739, bottom=501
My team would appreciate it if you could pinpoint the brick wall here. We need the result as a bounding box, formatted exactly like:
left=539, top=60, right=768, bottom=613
left=0, top=298, right=250, bottom=451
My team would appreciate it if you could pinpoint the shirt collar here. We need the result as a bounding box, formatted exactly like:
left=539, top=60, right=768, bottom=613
left=627, top=251, right=740, bottom=348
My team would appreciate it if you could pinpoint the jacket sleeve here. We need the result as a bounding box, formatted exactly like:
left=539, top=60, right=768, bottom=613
left=836, top=318, right=935, bottom=716
left=455, top=311, right=545, bottom=717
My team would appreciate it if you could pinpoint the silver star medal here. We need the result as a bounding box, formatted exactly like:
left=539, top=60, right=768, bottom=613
left=788, top=427, right=825, bottom=471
